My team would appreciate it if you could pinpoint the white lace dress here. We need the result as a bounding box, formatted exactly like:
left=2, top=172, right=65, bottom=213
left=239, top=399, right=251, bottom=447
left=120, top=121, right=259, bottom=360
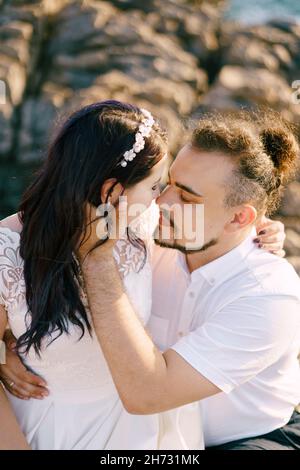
left=0, top=210, right=203, bottom=450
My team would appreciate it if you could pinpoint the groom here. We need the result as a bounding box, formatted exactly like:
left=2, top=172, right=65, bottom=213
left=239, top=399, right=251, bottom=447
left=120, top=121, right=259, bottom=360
left=83, top=110, right=300, bottom=450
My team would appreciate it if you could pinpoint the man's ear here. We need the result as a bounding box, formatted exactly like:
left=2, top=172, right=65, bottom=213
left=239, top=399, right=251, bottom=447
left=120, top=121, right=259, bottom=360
left=100, top=179, right=123, bottom=205
left=225, top=204, right=257, bottom=233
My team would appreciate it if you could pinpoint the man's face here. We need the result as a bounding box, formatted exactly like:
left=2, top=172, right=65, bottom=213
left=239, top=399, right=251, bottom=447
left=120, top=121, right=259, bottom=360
left=155, top=144, right=235, bottom=253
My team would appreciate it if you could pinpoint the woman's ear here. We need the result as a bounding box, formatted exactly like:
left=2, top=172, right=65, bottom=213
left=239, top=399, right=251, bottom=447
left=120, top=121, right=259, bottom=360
left=100, top=179, right=123, bottom=205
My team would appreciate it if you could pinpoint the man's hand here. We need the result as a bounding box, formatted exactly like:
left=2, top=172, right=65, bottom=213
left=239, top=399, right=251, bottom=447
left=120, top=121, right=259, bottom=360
left=0, top=330, right=49, bottom=400
left=255, top=216, right=286, bottom=257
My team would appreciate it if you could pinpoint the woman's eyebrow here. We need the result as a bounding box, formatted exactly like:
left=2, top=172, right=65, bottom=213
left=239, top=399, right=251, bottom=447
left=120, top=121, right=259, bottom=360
left=168, top=170, right=203, bottom=197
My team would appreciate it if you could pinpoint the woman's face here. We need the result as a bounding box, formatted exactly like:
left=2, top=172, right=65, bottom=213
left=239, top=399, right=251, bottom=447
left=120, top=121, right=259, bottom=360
left=95, top=155, right=168, bottom=241
left=124, top=155, right=168, bottom=215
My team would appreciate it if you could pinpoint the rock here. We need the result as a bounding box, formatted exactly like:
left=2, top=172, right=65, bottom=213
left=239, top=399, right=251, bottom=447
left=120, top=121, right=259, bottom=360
left=0, top=57, right=26, bottom=105
left=18, top=97, right=57, bottom=162
left=280, top=182, right=300, bottom=217
left=109, top=0, right=156, bottom=13
left=58, top=70, right=189, bottom=154
left=220, top=22, right=300, bottom=82
left=0, top=20, right=32, bottom=106
left=272, top=44, right=293, bottom=68
left=243, top=24, right=297, bottom=50
left=221, top=34, right=280, bottom=72
left=49, top=2, right=208, bottom=92
left=54, top=50, right=109, bottom=70
left=0, top=111, right=12, bottom=157
left=149, top=0, right=222, bottom=62
left=284, top=229, right=300, bottom=257
left=0, top=0, right=299, bottom=247
left=287, top=257, right=300, bottom=276
left=201, top=66, right=300, bottom=122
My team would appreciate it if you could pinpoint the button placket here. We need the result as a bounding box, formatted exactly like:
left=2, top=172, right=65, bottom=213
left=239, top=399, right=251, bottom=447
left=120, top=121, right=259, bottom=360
left=177, top=287, right=196, bottom=338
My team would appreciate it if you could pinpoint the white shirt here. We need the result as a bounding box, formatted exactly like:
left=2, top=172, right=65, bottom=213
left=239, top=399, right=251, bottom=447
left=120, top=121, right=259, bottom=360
left=148, top=228, right=300, bottom=446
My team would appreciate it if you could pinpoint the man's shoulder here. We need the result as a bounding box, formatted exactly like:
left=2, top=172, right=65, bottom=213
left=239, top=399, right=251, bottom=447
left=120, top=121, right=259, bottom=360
left=244, top=250, right=300, bottom=299
left=209, top=250, right=300, bottom=310
left=214, top=254, right=300, bottom=335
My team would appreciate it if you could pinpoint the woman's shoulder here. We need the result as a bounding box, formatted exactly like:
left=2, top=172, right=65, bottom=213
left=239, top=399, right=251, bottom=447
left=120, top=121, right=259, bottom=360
left=0, top=213, right=22, bottom=241
left=0, top=212, right=22, bottom=231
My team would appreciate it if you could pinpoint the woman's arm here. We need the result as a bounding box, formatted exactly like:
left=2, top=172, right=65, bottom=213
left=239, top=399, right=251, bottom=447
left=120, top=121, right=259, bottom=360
left=0, top=305, right=31, bottom=450
left=82, top=246, right=220, bottom=415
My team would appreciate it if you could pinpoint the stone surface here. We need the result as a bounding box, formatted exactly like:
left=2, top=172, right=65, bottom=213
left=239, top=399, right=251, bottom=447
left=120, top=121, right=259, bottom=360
left=0, top=0, right=299, bottom=258
left=280, top=182, right=300, bottom=217
left=284, top=229, right=300, bottom=257
left=287, top=257, right=300, bottom=276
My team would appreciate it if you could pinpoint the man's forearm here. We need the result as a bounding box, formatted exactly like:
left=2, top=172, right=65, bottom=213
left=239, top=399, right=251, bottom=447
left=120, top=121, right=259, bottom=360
left=82, top=251, right=168, bottom=414
left=0, top=384, right=30, bottom=450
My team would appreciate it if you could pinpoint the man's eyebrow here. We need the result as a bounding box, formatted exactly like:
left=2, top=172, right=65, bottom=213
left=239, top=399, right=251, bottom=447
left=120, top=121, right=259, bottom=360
left=168, top=170, right=203, bottom=197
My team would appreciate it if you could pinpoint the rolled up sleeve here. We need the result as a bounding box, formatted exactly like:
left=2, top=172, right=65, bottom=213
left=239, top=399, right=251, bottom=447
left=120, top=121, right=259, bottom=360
left=170, top=295, right=300, bottom=393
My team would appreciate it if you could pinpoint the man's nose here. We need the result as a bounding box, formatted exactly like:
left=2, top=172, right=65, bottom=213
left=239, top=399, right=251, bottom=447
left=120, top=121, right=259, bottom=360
left=156, top=186, right=176, bottom=207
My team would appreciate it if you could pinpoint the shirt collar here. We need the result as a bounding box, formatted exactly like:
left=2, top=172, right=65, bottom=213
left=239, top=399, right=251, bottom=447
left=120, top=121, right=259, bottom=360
left=176, top=227, right=257, bottom=287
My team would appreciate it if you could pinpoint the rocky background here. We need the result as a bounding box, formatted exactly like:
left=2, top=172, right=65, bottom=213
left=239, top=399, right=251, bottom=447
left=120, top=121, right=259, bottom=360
left=0, top=0, right=300, bottom=271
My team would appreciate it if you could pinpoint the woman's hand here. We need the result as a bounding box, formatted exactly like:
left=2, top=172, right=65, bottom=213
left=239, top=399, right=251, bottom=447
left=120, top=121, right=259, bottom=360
left=255, top=216, right=286, bottom=257
left=0, top=330, right=49, bottom=400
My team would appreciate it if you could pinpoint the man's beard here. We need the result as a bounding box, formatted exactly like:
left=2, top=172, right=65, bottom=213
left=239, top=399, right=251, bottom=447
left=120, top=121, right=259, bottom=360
left=153, top=225, right=219, bottom=254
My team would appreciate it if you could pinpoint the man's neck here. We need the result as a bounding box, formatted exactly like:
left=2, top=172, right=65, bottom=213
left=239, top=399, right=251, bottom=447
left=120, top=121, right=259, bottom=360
left=186, top=227, right=253, bottom=273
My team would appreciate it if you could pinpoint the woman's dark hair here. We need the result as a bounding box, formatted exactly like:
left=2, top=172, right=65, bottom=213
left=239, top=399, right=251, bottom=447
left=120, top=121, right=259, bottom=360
left=17, top=100, right=167, bottom=354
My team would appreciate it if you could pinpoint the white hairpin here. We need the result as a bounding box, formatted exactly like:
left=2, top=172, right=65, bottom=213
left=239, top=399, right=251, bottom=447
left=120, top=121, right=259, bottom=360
left=120, top=108, right=155, bottom=168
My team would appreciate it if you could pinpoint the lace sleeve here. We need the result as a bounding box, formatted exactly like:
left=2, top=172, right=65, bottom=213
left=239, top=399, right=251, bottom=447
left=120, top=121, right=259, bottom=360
left=113, top=238, right=146, bottom=278
left=113, top=202, right=159, bottom=278
left=0, top=227, right=26, bottom=311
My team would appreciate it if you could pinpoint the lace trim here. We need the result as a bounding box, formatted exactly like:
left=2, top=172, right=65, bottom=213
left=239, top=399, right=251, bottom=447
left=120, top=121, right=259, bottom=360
left=112, top=237, right=146, bottom=278
left=0, top=227, right=26, bottom=310
left=0, top=226, right=147, bottom=314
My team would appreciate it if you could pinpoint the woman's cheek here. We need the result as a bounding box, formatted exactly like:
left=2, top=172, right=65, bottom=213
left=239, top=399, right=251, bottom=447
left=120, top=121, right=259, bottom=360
left=137, top=190, right=153, bottom=211
left=126, top=188, right=154, bottom=217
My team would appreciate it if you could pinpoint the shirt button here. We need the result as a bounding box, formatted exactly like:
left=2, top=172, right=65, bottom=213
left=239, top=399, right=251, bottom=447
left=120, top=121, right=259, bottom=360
left=188, top=291, right=195, bottom=298
left=178, top=331, right=184, bottom=337
left=210, top=278, right=215, bottom=285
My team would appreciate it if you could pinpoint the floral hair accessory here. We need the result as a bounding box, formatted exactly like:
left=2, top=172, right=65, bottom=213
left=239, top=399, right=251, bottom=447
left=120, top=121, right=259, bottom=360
left=119, top=108, right=155, bottom=168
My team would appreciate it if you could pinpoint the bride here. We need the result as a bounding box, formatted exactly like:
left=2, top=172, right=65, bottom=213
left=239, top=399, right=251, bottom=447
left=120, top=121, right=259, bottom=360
left=0, top=100, right=285, bottom=450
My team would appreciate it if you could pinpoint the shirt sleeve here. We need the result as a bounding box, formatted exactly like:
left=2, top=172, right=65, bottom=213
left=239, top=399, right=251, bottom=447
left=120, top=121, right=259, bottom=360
left=170, top=295, right=300, bottom=393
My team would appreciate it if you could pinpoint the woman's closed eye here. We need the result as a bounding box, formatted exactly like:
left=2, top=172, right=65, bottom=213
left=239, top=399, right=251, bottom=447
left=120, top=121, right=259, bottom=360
left=152, top=178, right=162, bottom=193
